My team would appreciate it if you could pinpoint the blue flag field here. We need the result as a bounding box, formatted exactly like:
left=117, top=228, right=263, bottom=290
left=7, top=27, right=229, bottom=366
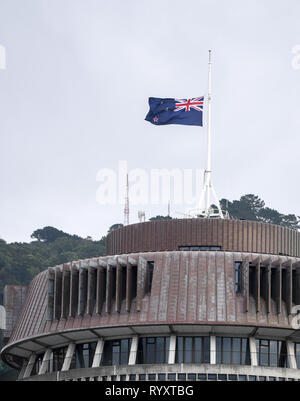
left=145, top=96, right=204, bottom=126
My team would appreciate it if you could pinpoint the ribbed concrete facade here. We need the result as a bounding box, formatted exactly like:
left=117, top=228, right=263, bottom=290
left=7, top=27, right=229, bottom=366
left=1, top=219, right=300, bottom=381
left=107, top=219, right=300, bottom=257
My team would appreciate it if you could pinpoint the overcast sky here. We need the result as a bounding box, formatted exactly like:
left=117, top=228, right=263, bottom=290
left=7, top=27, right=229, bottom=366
left=0, top=0, right=300, bottom=243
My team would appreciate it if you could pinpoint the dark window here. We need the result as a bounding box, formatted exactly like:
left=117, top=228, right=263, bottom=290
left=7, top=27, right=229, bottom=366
left=218, top=374, right=227, bottom=381
left=129, top=374, right=136, bottom=381
left=256, top=339, right=288, bottom=368
left=74, top=342, right=97, bottom=369
left=137, top=337, right=170, bottom=364
left=120, top=375, right=126, bottom=381
left=131, top=266, right=137, bottom=298
left=158, top=374, right=166, bottom=380
left=52, top=347, right=68, bottom=372
left=148, top=374, right=156, bottom=380
left=175, top=336, right=210, bottom=364
left=101, top=338, right=131, bottom=366
left=178, top=373, right=186, bottom=380
left=292, top=270, right=297, bottom=305
left=208, top=374, right=217, bottom=381
left=31, top=353, right=44, bottom=376
left=168, top=373, right=176, bottom=380
left=235, top=262, right=242, bottom=293
left=260, top=266, right=269, bottom=302
left=111, top=267, right=116, bottom=300
left=188, top=373, right=196, bottom=381
left=139, top=374, right=146, bottom=381
left=179, top=246, right=221, bottom=251
left=146, top=262, right=154, bottom=294
left=282, top=269, right=287, bottom=304
left=271, top=268, right=277, bottom=301
left=249, top=265, right=256, bottom=296
left=198, top=374, right=207, bottom=381
left=121, top=266, right=127, bottom=301
left=216, top=337, right=250, bottom=365
left=238, top=375, right=247, bottom=381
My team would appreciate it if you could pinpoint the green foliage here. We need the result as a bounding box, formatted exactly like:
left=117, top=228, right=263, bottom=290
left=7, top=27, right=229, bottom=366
left=31, top=226, right=79, bottom=242
left=0, top=228, right=106, bottom=299
left=108, top=224, right=123, bottom=233
left=149, top=215, right=172, bottom=221
left=220, top=194, right=300, bottom=230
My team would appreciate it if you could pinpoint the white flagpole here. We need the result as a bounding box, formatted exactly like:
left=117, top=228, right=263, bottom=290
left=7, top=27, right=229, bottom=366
left=186, top=50, right=224, bottom=219
left=204, top=50, right=212, bottom=215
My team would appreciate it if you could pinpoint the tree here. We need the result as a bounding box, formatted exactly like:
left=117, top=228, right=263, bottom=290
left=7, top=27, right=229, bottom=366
left=31, top=226, right=75, bottom=243
left=220, top=194, right=300, bottom=230
left=108, top=224, right=123, bottom=233
left=149, top=215, right=172, bottom=221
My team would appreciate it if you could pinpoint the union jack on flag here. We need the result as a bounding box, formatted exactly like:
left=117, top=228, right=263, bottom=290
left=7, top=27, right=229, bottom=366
left=174, top=97, right=204, bottom=112
left=145, top=96, right=204, bottom=126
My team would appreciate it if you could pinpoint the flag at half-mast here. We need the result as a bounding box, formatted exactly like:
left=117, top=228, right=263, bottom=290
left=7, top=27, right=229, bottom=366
left=145, top=96, right=204, bottom=126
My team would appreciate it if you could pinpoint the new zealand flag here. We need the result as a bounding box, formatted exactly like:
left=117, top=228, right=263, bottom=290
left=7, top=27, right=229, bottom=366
left=145, top=96, right=204, bottom=126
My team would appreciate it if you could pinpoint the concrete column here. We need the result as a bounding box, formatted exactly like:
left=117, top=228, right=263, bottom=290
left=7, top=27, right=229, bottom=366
left=287, top=341, right=297, bottom=370
left=61, top=343, right=76, bottom=371
left=47, top=270, right=55, bottom=320
left=92, top=339, right=104, bottom=367
left=126, top=264, right=132, bottom=312
left=87, top=268, right=96, bottom=315
left=210, top=336, right=216, bottom=364
left=128, top=335, right=139, bottom=365
left=61, top=267, right=70, bottom=318
left=168, top=335, right=176, bottom=364
left=78, top=268, right=87, bottom=316
left=106, top=266, right=112, bottom=313
left=54, top=269, right=62, bottom=319
left=18, top=360, right=27, bottom=380
left=96, top=266, right=105, bottom=314
left=23, top=353, right=36, bottom=378
left=116, top=265, right=122, bottom=313
left=137, top=257, right=147, bottom=311
left=69, top=267, right=79, bottom=317
left=38, top=348, right=52, bottom=375
left=250, top=337, right=258, bottom=366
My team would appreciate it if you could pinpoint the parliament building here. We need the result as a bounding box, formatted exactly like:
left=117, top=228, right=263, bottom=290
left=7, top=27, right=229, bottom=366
left=1, top=218, right=300, bottom=381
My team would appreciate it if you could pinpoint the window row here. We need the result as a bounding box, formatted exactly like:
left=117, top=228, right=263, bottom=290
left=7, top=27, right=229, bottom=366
left=30, top=337, right=300, bottom=376
left=179, top=246, right=221, bottom=251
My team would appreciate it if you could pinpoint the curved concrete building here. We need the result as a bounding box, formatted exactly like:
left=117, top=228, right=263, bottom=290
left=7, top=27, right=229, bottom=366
left=1, top=218, right=300, bottom=381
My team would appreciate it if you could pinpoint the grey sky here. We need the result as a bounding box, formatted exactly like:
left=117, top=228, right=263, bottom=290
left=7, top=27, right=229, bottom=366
left=0, top=0, right=300, bottom=243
